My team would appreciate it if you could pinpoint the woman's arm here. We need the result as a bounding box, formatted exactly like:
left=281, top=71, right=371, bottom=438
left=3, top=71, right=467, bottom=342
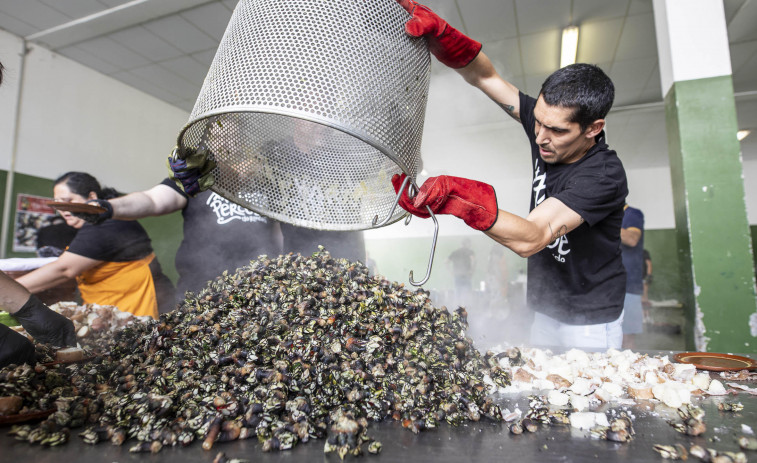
left=15, top=252, right=101, bottom=293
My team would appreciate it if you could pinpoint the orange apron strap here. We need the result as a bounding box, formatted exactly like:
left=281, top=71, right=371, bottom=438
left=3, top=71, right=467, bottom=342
left=77, top=253, right=158, bottom=319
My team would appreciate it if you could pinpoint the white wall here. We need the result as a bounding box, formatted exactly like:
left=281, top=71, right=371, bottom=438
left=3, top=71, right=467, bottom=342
left=0, top=30, right=23, bottom=172
left=0, top=33, right=189, bottom=193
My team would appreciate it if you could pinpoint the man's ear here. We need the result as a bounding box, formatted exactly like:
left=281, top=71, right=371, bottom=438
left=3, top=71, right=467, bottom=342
left=584, top=119, right=605, bottom=138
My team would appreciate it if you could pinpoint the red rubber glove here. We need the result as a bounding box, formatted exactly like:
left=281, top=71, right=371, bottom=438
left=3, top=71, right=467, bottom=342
left=392, top=174, right=498, bottom=231
left=396, top=0, right=482, bottom=68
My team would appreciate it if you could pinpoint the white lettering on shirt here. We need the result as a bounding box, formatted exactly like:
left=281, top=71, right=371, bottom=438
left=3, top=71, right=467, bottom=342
left=532, top=159, right=547, bottom=206
left=207, top=193, right=267, bottom=225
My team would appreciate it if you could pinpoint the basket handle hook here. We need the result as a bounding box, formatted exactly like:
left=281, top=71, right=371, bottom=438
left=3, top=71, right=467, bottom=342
left=372, top=174, right=411, bottom=227
left=408, top=182, right=438, bottom=287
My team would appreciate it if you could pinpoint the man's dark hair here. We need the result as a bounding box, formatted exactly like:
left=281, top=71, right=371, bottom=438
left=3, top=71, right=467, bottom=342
left=54, top=171, right=121, bottom=200
left=540, top=63, right=615, bottom=132
left=0, top=60, right=4, bottom=86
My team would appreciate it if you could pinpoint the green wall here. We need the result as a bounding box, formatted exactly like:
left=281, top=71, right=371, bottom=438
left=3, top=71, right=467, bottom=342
left=3, top=172, right=56, bottom=258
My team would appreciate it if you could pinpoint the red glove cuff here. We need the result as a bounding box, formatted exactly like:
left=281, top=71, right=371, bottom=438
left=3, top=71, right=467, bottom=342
left=392, top=174, right=498, bottom=231
left=428, top=25, right=482, bottom=69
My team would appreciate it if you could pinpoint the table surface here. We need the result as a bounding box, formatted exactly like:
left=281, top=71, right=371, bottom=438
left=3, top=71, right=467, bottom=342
left=2, top=371, right=755, bottom=463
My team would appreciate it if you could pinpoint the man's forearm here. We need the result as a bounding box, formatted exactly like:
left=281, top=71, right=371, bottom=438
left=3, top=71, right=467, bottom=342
left=484, top=209, right=549, bottom=258
left=484, top=198, right=584, bottom=258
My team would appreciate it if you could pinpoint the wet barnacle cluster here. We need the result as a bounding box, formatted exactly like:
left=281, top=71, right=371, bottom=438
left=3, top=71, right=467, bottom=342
left=3, top=249, right=511, bottom=457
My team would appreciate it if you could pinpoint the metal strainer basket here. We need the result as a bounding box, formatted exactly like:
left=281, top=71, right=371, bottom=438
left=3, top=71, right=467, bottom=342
left=177, top=0, right=431, bottom=231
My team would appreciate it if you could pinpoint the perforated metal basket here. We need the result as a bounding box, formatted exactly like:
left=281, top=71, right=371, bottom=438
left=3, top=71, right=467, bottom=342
left=177, top=0, right=431, bottom=231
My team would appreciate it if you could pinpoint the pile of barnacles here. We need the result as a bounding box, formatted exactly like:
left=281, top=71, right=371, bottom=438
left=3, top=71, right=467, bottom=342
left=3, top=249, right=511, bottom=458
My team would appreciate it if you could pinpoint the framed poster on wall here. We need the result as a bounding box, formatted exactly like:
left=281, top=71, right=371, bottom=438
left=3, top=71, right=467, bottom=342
left=13, top=193, right=57, bottom=252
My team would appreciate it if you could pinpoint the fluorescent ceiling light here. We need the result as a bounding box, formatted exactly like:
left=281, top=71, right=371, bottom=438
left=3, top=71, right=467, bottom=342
left=560, top=26, right=579, bottom=68
left=737, top=130, right=751, bottom=141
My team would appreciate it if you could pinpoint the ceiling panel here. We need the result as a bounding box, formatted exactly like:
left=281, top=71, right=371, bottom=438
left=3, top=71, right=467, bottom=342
left=75, top=35, right=152, bottom=69
left=129, top=62, right=199, bottom=97
left=609, top=57, right=657, bottom=93
left=142, top=14, right=217, bottom=55
left=519, top=30, right=560, bottom=75
left=56, top=44, right=122, bottom=75
left=614, top=12, right=657, bottom=61
left=459, top=0, right=517, bottom=42
left=109, top=26, right=185, bottom=63
left=38, top=0, right=111, bottom=19
left=514, top=0, right=571, bottom=34
left=112, top=69, right=187, bottom=104
left=482, top=37, right=523, bottom=80
left=573, top=0, right=629, bottom=23
left=179, top=1, right=234, bottom=42
left=576, top=17, right=624, bottom=64
left=0, top=1, right=72, bottom=31
left=190, top=48, right=218, bottom=68
left=0, top=13, right=39, bottom=38
left=160, top=55, right=209, bottom=86
left=627, top=0, right=653, bottom=15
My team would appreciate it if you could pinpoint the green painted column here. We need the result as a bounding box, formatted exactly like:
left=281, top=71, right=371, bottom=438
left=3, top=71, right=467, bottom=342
left=665, top=77, right=757, bottom=353
left=654, top=0, right=757, bottom=353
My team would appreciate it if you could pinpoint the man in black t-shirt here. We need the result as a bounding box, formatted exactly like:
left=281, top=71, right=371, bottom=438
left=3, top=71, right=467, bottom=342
left=392, top=0, right=628, bottom=349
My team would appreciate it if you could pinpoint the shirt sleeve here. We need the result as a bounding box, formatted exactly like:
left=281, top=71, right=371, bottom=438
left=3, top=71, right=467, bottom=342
left=622, top=207, right=644, bottom=231
left=519, top=92, right=537, bottom=142
left=553, top=173, right=625, bottom=227
left=161, top=177, right=189, bottom=199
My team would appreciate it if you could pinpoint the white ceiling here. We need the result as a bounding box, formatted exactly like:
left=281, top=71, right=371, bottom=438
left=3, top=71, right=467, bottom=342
left=0, top=0, right=756, bottom=170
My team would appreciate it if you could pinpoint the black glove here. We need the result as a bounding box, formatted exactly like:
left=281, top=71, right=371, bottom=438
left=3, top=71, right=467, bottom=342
left=12, top=295, right=76, bottom=347
left=71, top=199, right=113, bottom=225
left=0, top=324, right=36, bottom=368
left=167, top=147, right=216, bottom=196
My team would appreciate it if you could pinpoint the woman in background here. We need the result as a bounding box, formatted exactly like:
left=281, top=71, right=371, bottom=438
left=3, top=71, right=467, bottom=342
left=17, top=172, right=174, bottom=318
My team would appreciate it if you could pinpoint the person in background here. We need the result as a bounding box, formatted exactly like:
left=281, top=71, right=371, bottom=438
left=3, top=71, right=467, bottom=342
left=392, top=0, right=628, bottom=349
left=642, top=249, right=653, bottom=320
left=620, top=204, right=645, bottom=349
left=0, top=59, right=77, bottom=368
left=447, top=238, right=475, bottom=307
left=16, top=172, right=174, bottom=318
left=36, top=215, right=77, bottom=257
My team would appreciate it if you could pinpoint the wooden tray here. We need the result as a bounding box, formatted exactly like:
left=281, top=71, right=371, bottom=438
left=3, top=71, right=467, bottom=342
left=46, top=201, right=106, bottom=214
left=0, top=409, right=55, bottom=426
left=673, top=352, right=757, bottom=371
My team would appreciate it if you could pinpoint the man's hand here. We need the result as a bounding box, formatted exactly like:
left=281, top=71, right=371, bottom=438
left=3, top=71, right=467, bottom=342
left=167, top=147, right=216, bottom=197
left=392, top=173, right=498, bottom=230
left=396, top=0, right=482, bottom=68
left=0, top=324, right=36, bottom=368
left=12, top=295, right=76, bottom=347
left=72, top=199, right=113, bottom=225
